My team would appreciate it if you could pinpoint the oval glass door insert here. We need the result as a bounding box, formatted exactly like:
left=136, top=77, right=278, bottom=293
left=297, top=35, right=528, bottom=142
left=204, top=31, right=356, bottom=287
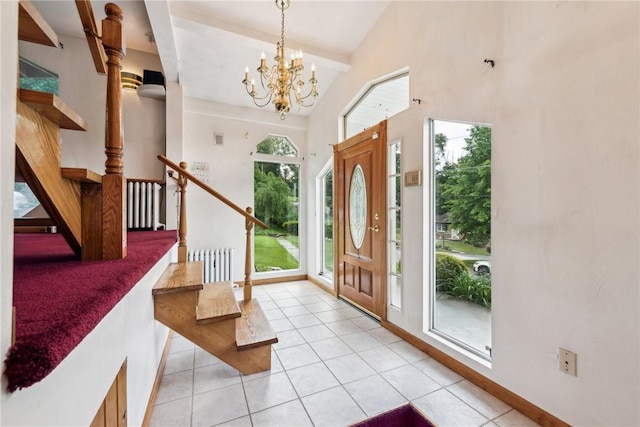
left=349, top=164, right=367, bottom=249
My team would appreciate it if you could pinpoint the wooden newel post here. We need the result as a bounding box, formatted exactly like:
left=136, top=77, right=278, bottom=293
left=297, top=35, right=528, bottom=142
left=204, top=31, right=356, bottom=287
left=101, top=3, right=126, bottom=259
left=244, top=207, right=254, bottom=301
left=177, top=162, right=188, bottom=263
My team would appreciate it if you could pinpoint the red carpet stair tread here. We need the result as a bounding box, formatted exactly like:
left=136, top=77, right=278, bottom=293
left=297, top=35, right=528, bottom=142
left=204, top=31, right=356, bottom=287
left=7, top=231, right=178, bottom=392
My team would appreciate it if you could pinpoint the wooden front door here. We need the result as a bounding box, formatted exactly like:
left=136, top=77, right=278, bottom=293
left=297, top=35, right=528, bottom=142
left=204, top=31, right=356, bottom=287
left=334, top=121, right=387, bottom=319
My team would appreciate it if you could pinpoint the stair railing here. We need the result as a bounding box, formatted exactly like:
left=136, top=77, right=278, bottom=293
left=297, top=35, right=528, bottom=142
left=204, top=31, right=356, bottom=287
left=158, top=155, right=268, bottom=301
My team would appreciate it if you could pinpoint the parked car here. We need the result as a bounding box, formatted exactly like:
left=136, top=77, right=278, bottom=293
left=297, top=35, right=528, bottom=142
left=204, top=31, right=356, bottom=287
left=473, top=260, right=491, bottom=275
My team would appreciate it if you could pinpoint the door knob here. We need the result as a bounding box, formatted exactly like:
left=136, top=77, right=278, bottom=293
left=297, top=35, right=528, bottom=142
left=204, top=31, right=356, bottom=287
left=368, top=225, right=380, bottom=232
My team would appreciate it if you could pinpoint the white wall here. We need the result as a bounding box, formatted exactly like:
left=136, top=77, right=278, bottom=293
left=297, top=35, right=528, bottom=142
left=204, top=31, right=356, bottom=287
left=1, top=249, right=173, bottom=426
left=19, top=35, right=166, bottom=181
left=181, top=97, right=308, bottom=281
left=305, top=2, right=639, bottom=426
left=0, top=0, right=18, bottom=392
left=3, top=9, right=171, bottom=424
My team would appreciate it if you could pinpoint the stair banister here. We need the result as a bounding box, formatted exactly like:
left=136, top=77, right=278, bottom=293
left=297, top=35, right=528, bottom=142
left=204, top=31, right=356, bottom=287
left=101, top=3, right=126, bottom=259
left=177, top=162, right=188, bottom=262
left=160, top=155, right=268, bottom=300
left=244, top=207, right=254, bottom=301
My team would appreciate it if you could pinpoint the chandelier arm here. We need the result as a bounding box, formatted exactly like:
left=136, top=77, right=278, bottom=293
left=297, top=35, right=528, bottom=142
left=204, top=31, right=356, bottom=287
left=252, top=96, right=273, bottom=108
left=241, top=0, right=316, bottom=119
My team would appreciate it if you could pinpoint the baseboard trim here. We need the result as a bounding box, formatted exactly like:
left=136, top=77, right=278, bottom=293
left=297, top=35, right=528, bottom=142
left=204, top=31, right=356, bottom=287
left=249, top=274, right=307, bottom=286
left=381, top=321, right=569, bottom=427
left=141, top=331, right=172, bottom=427
left=306, top=275, right=337, bottom=296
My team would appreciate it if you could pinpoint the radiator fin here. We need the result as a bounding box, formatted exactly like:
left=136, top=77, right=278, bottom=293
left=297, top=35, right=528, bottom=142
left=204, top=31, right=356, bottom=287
left=127, top=181, right=162, bottom=231
left=187, top=248, right=235, bottom=283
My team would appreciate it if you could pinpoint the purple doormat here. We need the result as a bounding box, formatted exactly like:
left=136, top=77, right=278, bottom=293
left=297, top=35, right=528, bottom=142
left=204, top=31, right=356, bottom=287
left=351, top=403, right=436, bottom=427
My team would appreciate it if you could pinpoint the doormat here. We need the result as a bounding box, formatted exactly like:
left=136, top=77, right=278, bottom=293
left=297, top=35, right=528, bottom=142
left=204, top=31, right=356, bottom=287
left=350, top=403, right=435, bottom=427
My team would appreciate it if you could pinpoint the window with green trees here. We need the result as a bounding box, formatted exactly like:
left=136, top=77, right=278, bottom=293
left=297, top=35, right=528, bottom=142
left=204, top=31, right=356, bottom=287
left=253, top=135, right=301, bottom=272
left=430, top=119, right=492, bottom=360
left=320, top=166, right=333, bottom=278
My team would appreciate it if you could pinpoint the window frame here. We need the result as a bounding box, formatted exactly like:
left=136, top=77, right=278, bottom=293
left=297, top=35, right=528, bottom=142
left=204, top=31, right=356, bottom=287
left=252, top=134, right=304, bottom=279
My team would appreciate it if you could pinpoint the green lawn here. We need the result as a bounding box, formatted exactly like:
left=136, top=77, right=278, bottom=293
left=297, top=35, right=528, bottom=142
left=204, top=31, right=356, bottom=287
left=254, top=235, right=298, bottom=272
left=436, top=239, right=489, bottom=256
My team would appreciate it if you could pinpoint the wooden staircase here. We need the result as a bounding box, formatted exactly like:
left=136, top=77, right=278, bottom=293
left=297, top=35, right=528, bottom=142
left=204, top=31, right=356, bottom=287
left=15, top=0, right=128, bottom=261
left=152, top=261, right=278, bottom=374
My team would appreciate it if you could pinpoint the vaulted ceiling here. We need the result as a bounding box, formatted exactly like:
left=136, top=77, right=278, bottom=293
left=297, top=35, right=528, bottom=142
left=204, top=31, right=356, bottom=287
left=34, top=0, right=393, bottom=118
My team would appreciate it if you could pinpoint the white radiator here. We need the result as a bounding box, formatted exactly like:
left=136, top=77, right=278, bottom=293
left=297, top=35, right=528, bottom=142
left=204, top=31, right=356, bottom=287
left=127, top=180, right=162, bottom=231
left=187, top=248, right=235, bottom=283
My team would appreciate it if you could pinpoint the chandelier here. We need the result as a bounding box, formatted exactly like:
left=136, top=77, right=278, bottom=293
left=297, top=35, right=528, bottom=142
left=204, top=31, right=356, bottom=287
left=242, top=0, right=318, bottom=120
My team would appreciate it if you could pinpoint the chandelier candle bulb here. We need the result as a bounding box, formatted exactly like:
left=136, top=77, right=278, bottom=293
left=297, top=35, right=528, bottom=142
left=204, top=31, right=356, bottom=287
left=240, top=0, right=318, bottom=119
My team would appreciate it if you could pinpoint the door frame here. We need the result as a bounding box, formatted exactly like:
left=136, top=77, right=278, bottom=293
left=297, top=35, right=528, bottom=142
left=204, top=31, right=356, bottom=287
left=333, top=121, right=388, bottom=320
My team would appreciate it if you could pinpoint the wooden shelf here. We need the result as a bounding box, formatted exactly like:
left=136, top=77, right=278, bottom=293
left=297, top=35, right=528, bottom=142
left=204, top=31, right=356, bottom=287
left=19, top=89, right=87, bottom=131
left=61, top=168, right=102, bottom=184
left=18, top=0, right=58, bottom=47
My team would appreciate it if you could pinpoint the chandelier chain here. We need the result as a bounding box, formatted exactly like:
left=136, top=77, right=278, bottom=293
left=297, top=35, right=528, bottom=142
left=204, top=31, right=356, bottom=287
left=241, top=0, right=318, bottom=120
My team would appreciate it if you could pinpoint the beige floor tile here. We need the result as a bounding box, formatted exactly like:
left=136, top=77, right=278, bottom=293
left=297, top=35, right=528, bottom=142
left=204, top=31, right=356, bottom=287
left=412, top=388, right=488, bottom=427
left=414, top=357, right=464, bottom=386
left=301, top=386, right=366, bottom=427
left=156, top=370, right=194, bottom=405
left=388, top=340, right=429, bottom=363
left=297, top=324, right=336, bottom=342
left=287, top=361, right=340, bottom=397
left=242, top=372, right=298, bottom=413
left=359, top=346, right=409, bottom=373
left=344, top=375, right=407, bottom=416
left=163, top=350, right=195, bottom=375
left=251, top=400, right=313, bottom=427
left=272, top=329, right=305, bottom=349
left=275, top=343, right=321, bottom=370
left=288, top=313, right=322, bottom=328
left=494, top=409, right=541, bottom=426
left=309, top=336, right=354, bottom=360
left=193, top=363, right=240, bottom=395
left=192, top=383, right=248, bottom=427
left=325, top=319, right=363, bottom=336
left=341, top=331, right=384, bottom=352
left=325, top=353, right=377, bottom=384
left=382, top=364, right=442, bottom=400
left=149, top=397, right=191, bottom=427
left=448, top=380, right=511, bottom=420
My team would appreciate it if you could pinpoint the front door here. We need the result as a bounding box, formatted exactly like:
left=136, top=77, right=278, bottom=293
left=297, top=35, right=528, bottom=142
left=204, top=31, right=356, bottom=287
left=334, top=121, right=387, bottom=319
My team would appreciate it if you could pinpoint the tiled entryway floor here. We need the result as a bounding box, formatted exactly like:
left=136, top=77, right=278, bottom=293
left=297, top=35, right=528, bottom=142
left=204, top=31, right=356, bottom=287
left=149, top=280, right=539, bottom=427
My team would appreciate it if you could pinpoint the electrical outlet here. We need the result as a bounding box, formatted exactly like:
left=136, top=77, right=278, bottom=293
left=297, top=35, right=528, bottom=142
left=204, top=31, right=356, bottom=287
left=559, top=348, right=577, bottom=376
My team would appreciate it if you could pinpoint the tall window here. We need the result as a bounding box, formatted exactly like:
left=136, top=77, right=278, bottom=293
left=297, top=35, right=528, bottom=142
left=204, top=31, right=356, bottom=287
left=429, top=119, right=492, bottom=359
left=253, top=135, right=301, bottom=273
left=344, top=73, right=409, bottom=140
left=388, top=140, right=402, bottom=308
left=319, top=166, right=333, bottom=279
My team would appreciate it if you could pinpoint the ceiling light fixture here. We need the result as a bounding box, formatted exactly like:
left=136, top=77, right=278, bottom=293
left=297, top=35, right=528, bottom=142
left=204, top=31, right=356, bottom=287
left=242, top=0, right=318, bottom=120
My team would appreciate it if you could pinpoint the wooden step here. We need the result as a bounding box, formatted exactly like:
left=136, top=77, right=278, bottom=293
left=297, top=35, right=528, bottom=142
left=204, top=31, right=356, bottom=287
left=236, top=299, right=278, bottom=351
left=18, top=0, right=58, bottom=47
left=61, top=168, right=102, bottom=184
left=152, top=262, right=203, bottom=295
left=196, top=282, right=241, bottom=324
left=19, top=89, right=87, bottom=131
